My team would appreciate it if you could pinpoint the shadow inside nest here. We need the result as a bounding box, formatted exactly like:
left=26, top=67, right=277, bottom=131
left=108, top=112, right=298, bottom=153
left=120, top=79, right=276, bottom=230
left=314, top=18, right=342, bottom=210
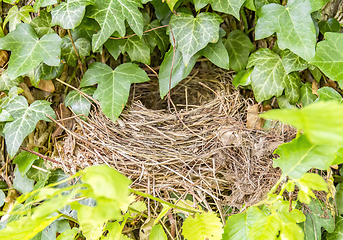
left=54, top=69, right=296, bottom=219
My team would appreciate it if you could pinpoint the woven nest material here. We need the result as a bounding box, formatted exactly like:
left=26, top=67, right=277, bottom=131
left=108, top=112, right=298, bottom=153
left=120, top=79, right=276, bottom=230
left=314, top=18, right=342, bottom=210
left=54, top=72, right=296, bottom=218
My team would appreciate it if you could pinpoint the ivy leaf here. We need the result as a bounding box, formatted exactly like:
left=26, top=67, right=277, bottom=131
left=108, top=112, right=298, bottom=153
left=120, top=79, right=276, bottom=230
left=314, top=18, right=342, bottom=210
left=87, top=0, right=144, bottom=52
left=300, top=199, right=334, bottom=240
left=150, top=225, right=167, bottom=240
left=0, top=69, right=23, bottom=91
left=255, top=0, right=280, bottom=11
left=223, top=206, right=265, bottom=240
left=13, top=167, right=34, bottom=193
left=310, top=32, right=343, bottom=82
left=105, top=36, right=150, bottom=64
left=182, top=212, right=223, bottom=240
left=273, top=135, right=338, bottom=179
left=56, top=228, right=78, bottom=240
left=144, top=19, right=169, bottom=55
left=61, top=36, right=91, bottom=67
left=299, top=82, right=317, bottom=107
left=248, top=213, right=281, bottom=239
left=261, top=100, right=343, bottom=145
left=280, top=222, right=304, bottom=240
left=193, top=0, right=246, bottom=19
left=4, top=5, right=34, bottom=32
left=164, top=0, right=178, bottom=10
left=71, top=17, right=100, bottom=42
left=34, top=62, right=64, bottom=84
left=169, top=12, right=222, bottom=66
left=65, top=87, right=96, bottom=118
left=33, top=0, right=57, bottom=12
left=0, top=23, right=62, bottom=79
left=326, top=216, right=343, bottom=240
left=202, top=38, right=230, bottom=70
left=51, top=0, right=94, bottom=29
left=284, top=72, right=301, bottom=104
left=317, top=86, right=342, bottom=101
left=159, top=48, right=200, bottom=99
left=13, top=148, right=39, bottom=176
left=30, top=10, right=54, bottom=38
left=224, top=30, right=255, bottom=72
left=3, top=96, right=56, bottom=158
left=319, top=18, right=341, bottom=35
left=80, top=62, right=150, bottom=121
left=255, top=0, right=319, bottom=61
left=247, top=48, right=286, bottom=102
left=280, top=49, right=308, bottom=74
left=232, top=69, right=252, bottom=89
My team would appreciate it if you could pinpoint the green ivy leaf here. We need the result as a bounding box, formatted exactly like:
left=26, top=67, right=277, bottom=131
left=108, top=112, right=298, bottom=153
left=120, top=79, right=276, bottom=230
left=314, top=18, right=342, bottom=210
left=299, top=82, right=317, bottom=107
left=4, top=5, right=34, bottom=32
left=144, top=19, right=169, bottom=55
left=61, top=36, right=91, bottom=67
left=310, top=67, right=322, bottom=83
left=284, top=72, right=301, bottom=104
left=163, top=0, right=178, bottom=10
left=193, top=0, right=246, bottom=19
left=105, top=36, right=150, bottom=64
left=255, top=0, right=279, bottom=11
left=0, top=69, right=23, bottom=91
left=150, top=225, right=167, bottom=240
left=280, top=222, right=304, bottom=240
left=169, top=12, right=222, bottom=66
left=65, top=87, right=95, bottom=118
left=273, top=135, right=338, bottom=179
left=0, top=23, right=62, bottom=79
left=224, top=30, right=255, bottom=72
left=249, top=213, right=281, bottom=239
left=310, top=32, right=343, bottom=82
left=326, top=216, right=343, bottom=240
left=261, top=100, right=343, bottom=145
left=13, top=148, right=39, bottom=176
left=255, top=0, right=319, bottom=61
left=337, top=183, right=343, bottom=215
left=30, top=10, right=54, bottom=38
left=317, top=86, right=342, bottom=101
left=232, top=69, right=252, bottom=89
left=71, top=17, right=100, bottom=42
left=87, top=0, right=144, bottom=52
left=102, top=222, right=130, bottom=240
left=56, top=228, right=78, bottom=240
left=33, top=0, right=57, bottom=12
left=159, top=48, right=200, bottom=99
left=182, top=212, right=223, bottom=240
left=300, top=199, right=334, bottom=240
left=319, top=18, right=341, bottom=34
left=202, top=37, right=230, bottom=70
left=296, top=173, right=328, bottom=203
left=0, top=215, right=60, bottom=240
left=13, top=167, right=34, bottom=193
left=280, top=49, right=308, bottom=74
left=51, top=0, right=94, bottom=29
left=247, top=48, right=286, bottom=102
left=80, top=62, right=150, bottom=121
left=3, top=96, right=56, bottom=158
left=34, top=62, right=64, bottom=85
left=223, top=206, right=265, bottom=240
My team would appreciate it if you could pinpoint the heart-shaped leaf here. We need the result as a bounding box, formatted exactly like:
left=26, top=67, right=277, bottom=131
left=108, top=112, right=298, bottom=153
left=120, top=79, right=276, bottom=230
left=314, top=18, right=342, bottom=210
left=193, top=0, right=246, bottom=19
left=30, top=10, right=54, bottom=38
left=0, top=23, right=62, bottom=79
left=3, top=96, right=56, bottom=158
left=61, top=36, right=91, bottom=67
left=202, top=37, right=230, bottom=70
left=51, top=0, right=94, bottom=29
left=80, top=62, right=150, bottom=121
left=87, top=0, right=144, bottom=51
left=310, top=32, right=343, bottom=82
left=299, top=82, right=317, bottom=107
left=33, top=0, right=57, bottom=12
left=280, top=49, right=308, bottom=74
left=169, top=12, right=222, bottom=66
left=4, top=5, right=34, bottom=32
left=224, top=30, right=255, bottom=72
left=255, top=0, right=321, bottom=61
left=0, top=69, right=23, bottom=91
left=65, top=87, right=95, bottom=118
left=144, top=19, right=169, bottom=55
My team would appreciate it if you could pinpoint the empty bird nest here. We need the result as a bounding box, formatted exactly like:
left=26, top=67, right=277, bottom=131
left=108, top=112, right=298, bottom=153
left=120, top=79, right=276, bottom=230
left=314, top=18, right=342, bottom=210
left=53, top=69, right=296, bottom=218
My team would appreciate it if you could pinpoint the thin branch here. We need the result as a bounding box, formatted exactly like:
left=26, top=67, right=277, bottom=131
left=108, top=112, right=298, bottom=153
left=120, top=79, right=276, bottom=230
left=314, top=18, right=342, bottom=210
left=67, top=29, right=84, bottom=76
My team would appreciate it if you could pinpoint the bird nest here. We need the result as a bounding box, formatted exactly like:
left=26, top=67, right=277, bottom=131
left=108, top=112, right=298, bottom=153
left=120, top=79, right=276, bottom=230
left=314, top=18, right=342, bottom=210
left=54, top=71, right=296, bottom=218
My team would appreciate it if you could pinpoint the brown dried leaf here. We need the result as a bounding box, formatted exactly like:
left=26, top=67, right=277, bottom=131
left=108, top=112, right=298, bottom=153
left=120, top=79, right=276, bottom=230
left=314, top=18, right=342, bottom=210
left=38, top=79, right=55, bottom=93
left=52, top=103, right=73, bottom=138
left=312, top=81, right=319, bottom=96
left=0, top=50, right=8, bottom=66
left=246, top=104, right=263, bottom=129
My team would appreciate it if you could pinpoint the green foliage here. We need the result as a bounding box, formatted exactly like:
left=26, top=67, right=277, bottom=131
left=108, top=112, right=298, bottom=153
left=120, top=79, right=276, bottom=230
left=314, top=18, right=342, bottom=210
left=150, top=225, right=167, bottom=240
left=4, top=5, right=34, bottom=32
left=182, top=212, right=223, bottom=240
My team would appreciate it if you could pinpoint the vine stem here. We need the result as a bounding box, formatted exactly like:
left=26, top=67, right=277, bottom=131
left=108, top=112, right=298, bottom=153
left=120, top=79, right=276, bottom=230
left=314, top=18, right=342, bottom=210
left=67, top=29, right=84, bottom=76
left=129, top=188, right=201, bottom=214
